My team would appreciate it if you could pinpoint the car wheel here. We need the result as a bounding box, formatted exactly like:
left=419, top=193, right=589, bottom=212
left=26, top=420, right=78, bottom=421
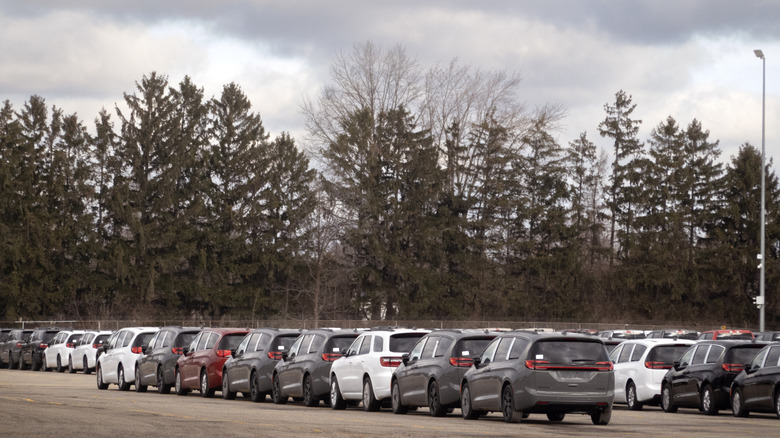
left=362, top=377, right=380, bottom=412
left=460, top=383, right=482, bottom=420
left=83, top=357, right=92, bottom=375
left=200, top=370, right=215, bottom=398
left=17, top=354, right=25, bottom=370
left=330, top=377, right=346, bottom=410
left=157, top=366, right=171, bottom=394
left=175, top=370, right=189, bottom=396
left=135, top=367, right=147, bottom=392
left=591, top=406, right=611, bottom=425
left=428, top=380, right=446, bottom=417
left=774, top=389, right=780, bottom=419
left=56, top=355, right=65, bottom=373
left=222, top=371, right=236, bottom=400
left=303, top=374, right=318, bottom=407
left=731, top=387, right=748, bottom=417
left=661, top=383, right=677, bottom=413
left=96, top=366, right=108, bottom=390
left=391, top=379, right=408, bottom=414
left=701, top=384, right=717, bottom=415
left=31, top=356, right=40, bottom=372
left=626, top=382, right=643, bottom=411
left=68, top=356, right=77, bottom=374
left=8, top=352, right=16, bottom=369
left=117, top=366, right=130, bottom=391
left=250, top=371, right=265, bottom=402
left=547, top=412, right=565, bottom=422
left=501, top=384, right=523, bottom=423
left=271, top=374, right=287, bottom=404
left=42, top=355, right=49, bottom=372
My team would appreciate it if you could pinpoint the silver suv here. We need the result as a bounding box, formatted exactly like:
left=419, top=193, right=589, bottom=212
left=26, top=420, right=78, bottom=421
left=460, top=331, right=614, bottom=424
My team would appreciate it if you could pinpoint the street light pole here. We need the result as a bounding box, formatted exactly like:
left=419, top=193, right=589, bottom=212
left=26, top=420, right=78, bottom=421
left=754, top=49, right=766, bottom=333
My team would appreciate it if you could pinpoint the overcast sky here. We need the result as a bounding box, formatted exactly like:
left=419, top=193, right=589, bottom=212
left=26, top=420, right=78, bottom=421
left=2, top=0, right=778, bottom=169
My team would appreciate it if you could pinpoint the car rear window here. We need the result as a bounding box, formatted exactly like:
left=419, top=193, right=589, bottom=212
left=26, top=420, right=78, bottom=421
left=273, top=334, right=298, bottom=352
left=325, top=336, right=357, bottom=354
left=529, top=340, right=610, bottom=365
left=715, top=332, right=754, bottom=340
left=94, top=334, right=109, bottom=344
left=175, top=333, right=197, bottom=348
left=727, top=346, right=764, bottom=364
left=647, top=345, right=690, bottom=365
left=218, top=334, right=246, bottom=351
left=389, top=333, right=427, bottom=353
left=42, top=332, right=58, bottom=342
left=133, top=333, right=156, bottom=348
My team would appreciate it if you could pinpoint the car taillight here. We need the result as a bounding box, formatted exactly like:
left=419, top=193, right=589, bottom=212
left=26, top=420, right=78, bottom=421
left=526, top=360, right=612, bottom=371
left=92, top=344, right=101, bottom=349
left=16, top=342, right=23, bottom=348
left=322, top=353, right=342, bottom=362
left=722, top=363, right=744, bottom=372
left=216, top=350, right=232, bottom=358
left=268, top=351, right=282, bottom=360
left=645, top=361, right=672, bottom=369
left=131, top=347, right=143, bottom=354
left=526, top=359, right=551, bottom=369
left=171, top=347, right=183, bottom=354
left=40, top=344, right=48, bottom=349
left=66, top=343, right=75, bottom=348
left=380, top=357, right=403, bottom=367
left=449, top=357, right=474, bottom=367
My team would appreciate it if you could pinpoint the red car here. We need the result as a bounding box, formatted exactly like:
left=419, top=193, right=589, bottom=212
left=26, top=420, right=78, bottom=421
left=174, top=328, right=249, bottom=397
left=697, top=329, right=754, bottom=341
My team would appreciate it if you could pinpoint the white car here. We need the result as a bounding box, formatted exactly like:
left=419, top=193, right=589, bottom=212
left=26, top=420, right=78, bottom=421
left=96, top=327, right=158, bottom=391
left=329, top=328, right=429, bottom=411
left=69, top=330, right=112, bottom=374
left=43, top=330, right=86, bottom=372
left=610, top=338, right=695, bottom=410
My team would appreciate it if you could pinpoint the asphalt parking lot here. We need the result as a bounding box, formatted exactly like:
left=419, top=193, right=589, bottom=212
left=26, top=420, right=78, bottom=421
left=1, top=369, right=777, bottom=437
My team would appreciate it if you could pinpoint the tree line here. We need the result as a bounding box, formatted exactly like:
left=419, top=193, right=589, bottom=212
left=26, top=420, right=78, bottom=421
left=1, top=42, right=777, bottom=327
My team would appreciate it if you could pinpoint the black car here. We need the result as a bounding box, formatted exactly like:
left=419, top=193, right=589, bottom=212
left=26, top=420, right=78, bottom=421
left=135, top=326, right=201, bottom=394
left=391, top=330, right=497, bottom=416
left=272, top=329, right=360, bottom=406
left=20, top=327, right=64, bottom=370
left=661, top=340, right=766, bottom=415
left=730, top=342, right=780, bottom=418
left=754, top=332, right=780, bottom=342
left=221, top=328, right=301, bottom=402
left=0, top=329, right=33, bottom=368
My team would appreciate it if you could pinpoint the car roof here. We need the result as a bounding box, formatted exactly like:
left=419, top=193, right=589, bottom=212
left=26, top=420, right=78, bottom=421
left=695, top=340, right=765, bottom=348
left=617, top=338, right=696, bottom=347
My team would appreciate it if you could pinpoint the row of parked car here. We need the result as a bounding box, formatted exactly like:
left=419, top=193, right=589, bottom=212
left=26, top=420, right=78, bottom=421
left=2, top=325, right=779, bottom=424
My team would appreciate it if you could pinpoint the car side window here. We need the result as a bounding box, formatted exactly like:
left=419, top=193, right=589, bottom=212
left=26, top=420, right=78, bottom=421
left=421, top=337, right=438, bottom=359
left=618, top=344, right=634, bottom=363
left=309, top=335, right=325, bottom=353
left=434, top=337, right=453, bottom=358
left=373, top=335, right=383, bottom=352
left=679, top=347, right=695, bottom=367
left=494, top=337, right=514, bottom=362
left=252, top=333, right=267, bottom=352
left=121, top=332, right=133, bottom=348
left=705, top=346, right=724, bottom=364
left=359, top=336, right=372, bottom=355
left=290, top=335, right=308, bottom=357
left=609, top=345, right=622, bottom=363
left=766, top=346, right=780, bottom=368
left=508, top=338, right=528, bottom=360
left=189, top=333, right=202, bottom=352
left=630, top=345, right=647, bottom=362
left=346, top=337, right=363, bottom=356
left=162, top=331, right=174, bottom=348
left=750, top=348, right=769, bottom=371
left=408, top=338, right=427, bottom=361
left=692, top=345, right=709, bottom=364
left=236, top=334, right=251, bottom=355
left=480, top=338, right=500, bottom=364
left=147, top=333, right=160, bottom=350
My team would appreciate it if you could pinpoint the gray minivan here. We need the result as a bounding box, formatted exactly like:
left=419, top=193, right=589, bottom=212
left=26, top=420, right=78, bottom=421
left=460, top=330, right=614, bottom=425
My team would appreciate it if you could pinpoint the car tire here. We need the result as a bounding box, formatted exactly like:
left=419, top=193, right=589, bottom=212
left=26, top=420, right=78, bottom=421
left=31, top=356, right=41, bottom=372
left=42, top=355, right=49, bottom=372
left=56, top=355, right=65, bottom=373
left=774, top=389, right=780, bottom=419
left=731, top=387, right=748, bottom=417
left=547, top=412, right=565, bottom=422
left=157, top=366, right=171, bottom=394
left=362, top=378, right=380, bottom=412
left=460, top=383, right=482, bottom=420
left=135, top=367, right=147, bottom=392
left=96, top=365, right=108, bottom=390
left=591, top=407, right=611, bottom=425
left=661, top=383, right=677, bottom=413
left=8, top=352, right=16, bottom=369
left=250, top=371, right=265, bottom=402
left=17, top=354, right=25, bottom=370
left=428, top=380, right=446, bottom=417
left=330, top=377, right=346, bottom=410
left=391, top=379, right=408, bottom=415
left=68, top=356, right=77, bottom=374
left=83, top=357, right=92, bottom=375
left=222, top=371, right=236, bottom=400
left=175, top=370, right=189, bottom=396
left=701, top=384, right=717, bottom=415
left=501, top=384, right=523, bottom=423
left=200, top=370, right=215, bottom=398
left=117, top=365, right=130, bottom=391
left=302, top=374, right=318, bottom=407
left=271, top=373, right=287, bottom=404
left=626, top=382, right=643, bottom=411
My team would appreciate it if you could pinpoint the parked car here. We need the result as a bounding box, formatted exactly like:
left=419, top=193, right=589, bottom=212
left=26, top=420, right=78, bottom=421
left=645, top=329, right=699, bottom=340
left=221, top=328, right=302, bottom=402
left=730, top=342, right=780, bottom=418
left=96, top=327, right=159, bottom=391
left=0, top=329, right=33, bottom=368
left=271, top=329, right=360, bottom=406
left=697, top=329, right=754, bottom=340
left=43, top=330, right=86, bottom=372
left=660, top=340, right=766, bottom=415
left=610, top=338, right=695, bottom=410
left=69, top=330, right=112, bottom=374
left=459, top=330, right=614, bottom=424
left=754, top=331, right=780, bottom=342
left=391, top=329, right=497, bottom=416
left=19, top=327, right=64, bottom=371
left=330, top=328, right=430, bottom=411
left=174, top=328, right=249, bottom=397
left=135, top=326, right=201, bottom=393
left=0, top=328, right=12, bottom=341
left=598, top=329, right=646, bottom=340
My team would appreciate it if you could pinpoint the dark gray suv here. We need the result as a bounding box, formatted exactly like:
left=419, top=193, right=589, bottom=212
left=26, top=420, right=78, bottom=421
left=272, top=328, right=361, bottom=406
left=391, top=329, right=497, bottom=416
left=460, top=331, right=614, bottom=425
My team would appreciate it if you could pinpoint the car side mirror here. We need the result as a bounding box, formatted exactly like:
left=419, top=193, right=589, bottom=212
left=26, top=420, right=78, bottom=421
left=342, top=350, right=351, bottom=358
left=745, top=363, right=756, bottom=373
left=231, top=349, right=238, bottom=357
left=182, top=347, right=190, bottom=355
left=472, top=356, right=482, bottom=368
left=401, top=353, right=409, bottom=366
left=141, top=346, right=148, bottom=354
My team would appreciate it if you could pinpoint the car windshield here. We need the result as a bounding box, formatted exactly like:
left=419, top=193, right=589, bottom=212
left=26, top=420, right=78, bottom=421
left=530, top=340, right=610, bottom=365
left=647, top=345, right=691, bottom=365
left=726, top=346, right=764, bottom=364
left=389, top=333, right=427, bottom=353
left=219, top=334, right=246, bottom=350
